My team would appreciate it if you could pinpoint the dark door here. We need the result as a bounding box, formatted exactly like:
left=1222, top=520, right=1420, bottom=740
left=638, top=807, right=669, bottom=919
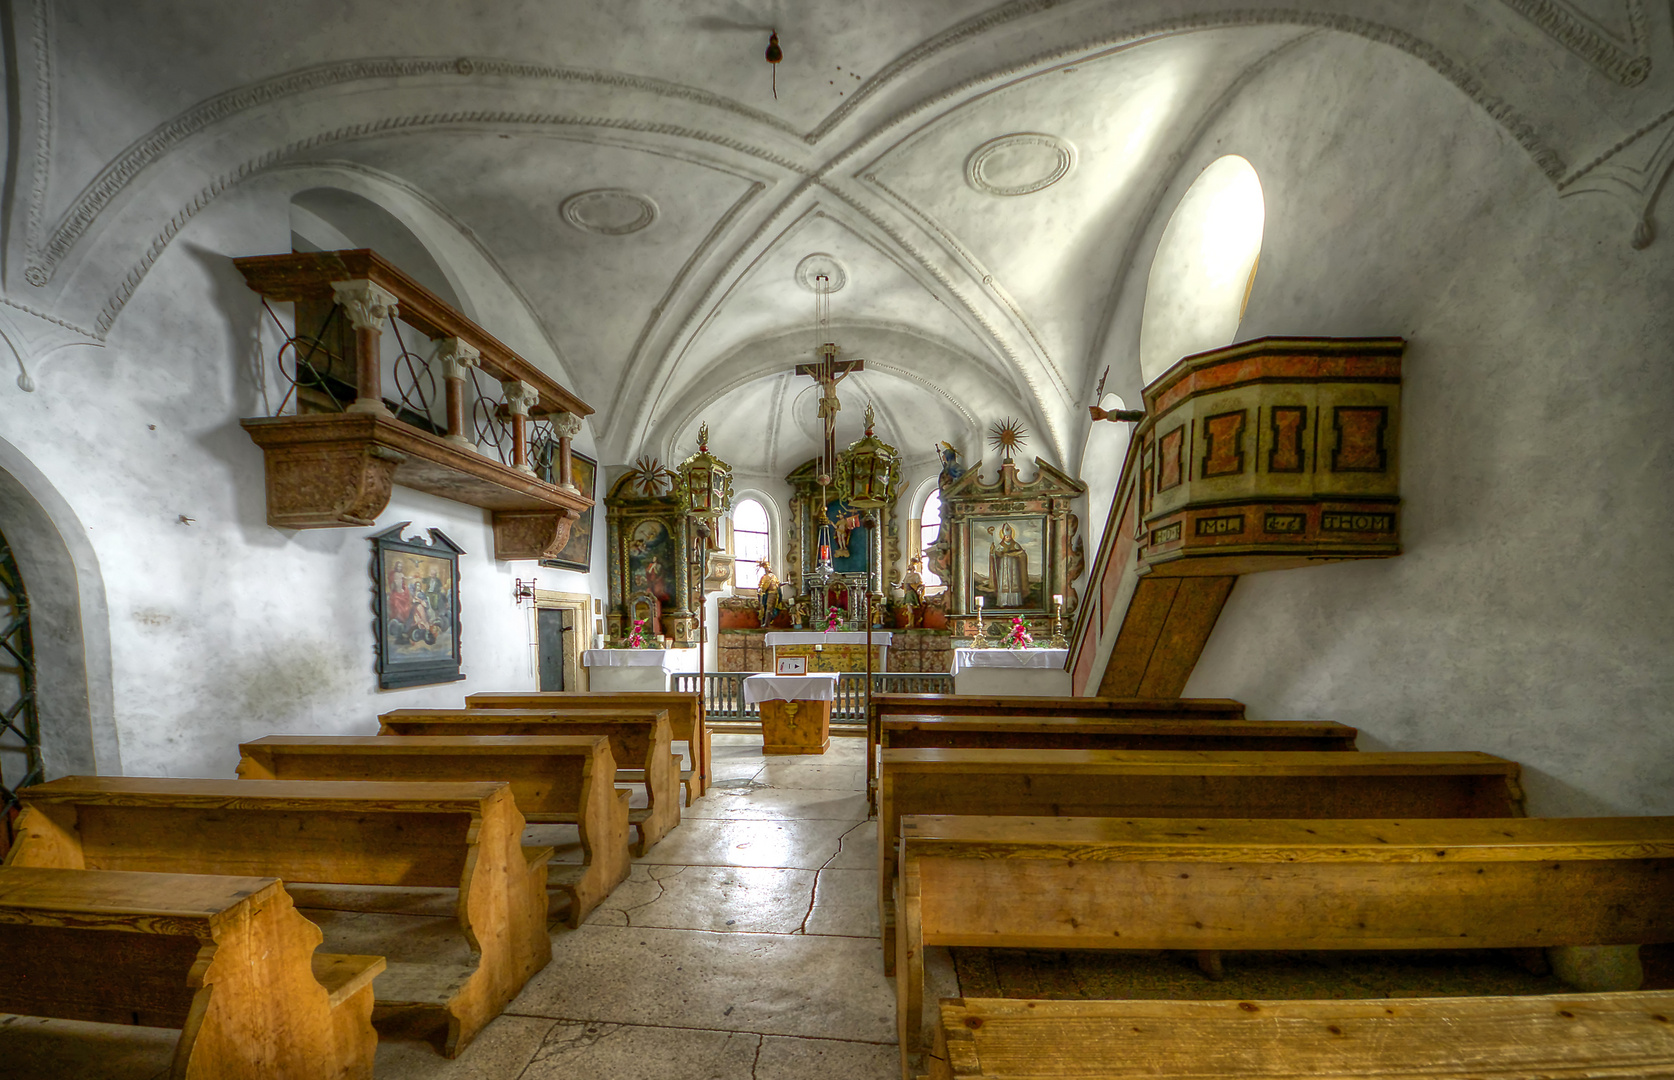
left=537, top=607, right=570, bottom=691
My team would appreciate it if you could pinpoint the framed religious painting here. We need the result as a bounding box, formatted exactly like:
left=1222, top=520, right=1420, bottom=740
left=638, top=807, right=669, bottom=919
left=370, top=523, right=465, bottom=689
left=541, top=450, right=597, bottom=573
left=965, top=514, right=1049, bottom=613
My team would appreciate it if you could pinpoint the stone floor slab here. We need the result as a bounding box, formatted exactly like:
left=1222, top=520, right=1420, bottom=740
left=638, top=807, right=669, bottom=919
left=517, top=1020, right=759, bottom=1080
left=685, top=783, right=869, bottom=821
left=756, top=1033, right=897, bottom=1079
left=754, top=762, right=866, bottom=790
left=804, top=867, right=881, bottom=938
left=586, top=863, right=816, bottom=933
left=632, top=815, right=856, bottom=869
left=373, top=1014, right=555, bottom=1078
left=509, top=923, right=896, bottom=1042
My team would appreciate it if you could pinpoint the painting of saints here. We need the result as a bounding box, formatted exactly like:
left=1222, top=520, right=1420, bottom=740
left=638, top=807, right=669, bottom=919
left=987, top=523, right=1029, bottom=608
left=627, top=519, right=676, bottom=605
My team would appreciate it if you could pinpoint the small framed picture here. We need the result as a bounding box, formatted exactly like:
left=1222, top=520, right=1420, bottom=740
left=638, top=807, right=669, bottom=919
left=776, top=657, right=807, bottom=675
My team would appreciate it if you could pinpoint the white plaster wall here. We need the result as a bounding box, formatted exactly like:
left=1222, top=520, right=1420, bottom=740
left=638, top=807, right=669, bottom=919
left=1167, top=35, right=1674, bottom=816
left=0, top=176, right=605, bottom=780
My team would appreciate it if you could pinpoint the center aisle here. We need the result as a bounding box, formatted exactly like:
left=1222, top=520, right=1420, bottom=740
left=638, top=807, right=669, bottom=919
left=377, top=733, right=904, bottom=1079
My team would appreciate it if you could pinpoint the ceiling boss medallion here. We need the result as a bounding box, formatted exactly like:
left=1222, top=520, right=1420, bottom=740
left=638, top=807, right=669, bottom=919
left=965, top=133, right=1077, bottom=197
left=560, top=189, right=659, bottom=235
left=795, top=253, right=847, bottom=294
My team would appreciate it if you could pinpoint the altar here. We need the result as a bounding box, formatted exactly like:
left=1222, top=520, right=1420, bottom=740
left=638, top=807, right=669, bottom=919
left=950, top=647, right=1070, bottom=696
left=582, top=648, right=699, bottom=692
left=744, top=673, right=838, bottom=755
left=764, top=631, right=892, bottom=673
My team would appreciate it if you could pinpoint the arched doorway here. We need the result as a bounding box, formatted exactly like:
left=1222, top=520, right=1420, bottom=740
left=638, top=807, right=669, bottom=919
left=0, top=528, right=41, bottom=843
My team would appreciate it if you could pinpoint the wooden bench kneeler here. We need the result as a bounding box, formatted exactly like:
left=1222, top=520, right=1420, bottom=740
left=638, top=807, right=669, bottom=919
left=465, top=691, right=709, bottom=802
left=379, top=708, right=679, bottom=854
left=895, top=814, right=1674, bottom=1058
left=237, top=734, right=631, bottom=927
left=930, top=992, right=1674, bottom=1079
left=4, top=777, right=550, bottom=1058
left=0, top=865, right=383, bottom=1080
left=876, top=748, right=1525, bottom=974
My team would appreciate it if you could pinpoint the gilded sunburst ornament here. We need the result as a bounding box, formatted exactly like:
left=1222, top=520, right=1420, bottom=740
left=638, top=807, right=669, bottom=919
left=624, top=455, right=677, bottom=497
left=987, top=418, right=1029, bottom=461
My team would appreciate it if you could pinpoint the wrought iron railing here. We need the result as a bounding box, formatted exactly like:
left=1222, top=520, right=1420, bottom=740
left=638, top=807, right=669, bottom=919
left=0, top=531, right=41, bottom=852
left=675, top=671, right=954, bottom=722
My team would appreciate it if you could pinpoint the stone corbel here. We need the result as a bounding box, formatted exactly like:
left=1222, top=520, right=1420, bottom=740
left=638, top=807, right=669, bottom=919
left=260, top=441, right=406, bottom=528
left=492, top=508, right=578, bottom=561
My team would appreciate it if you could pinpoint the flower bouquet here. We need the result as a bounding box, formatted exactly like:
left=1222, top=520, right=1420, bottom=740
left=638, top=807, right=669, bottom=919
left=825, top=606, right=845, bottom=632
left=1004, top=614, right=1034, bottom=649
left=627, top=618, right=656, bottom=649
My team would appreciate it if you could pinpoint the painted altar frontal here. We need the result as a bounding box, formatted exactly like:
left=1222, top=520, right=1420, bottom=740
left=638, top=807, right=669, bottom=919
left=764, top=631, right=893, bottom=673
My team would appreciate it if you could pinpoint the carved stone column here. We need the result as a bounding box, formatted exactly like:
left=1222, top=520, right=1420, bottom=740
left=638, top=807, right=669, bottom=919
left=550, top=410, right=584, bottom=491
left=330, top=280, right=399, bottom=417
left=435, top=338, right=480, bottom=448
left=502, top=380, right=539, bottom=474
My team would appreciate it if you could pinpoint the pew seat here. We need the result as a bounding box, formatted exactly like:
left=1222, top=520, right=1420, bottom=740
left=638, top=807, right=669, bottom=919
left=237, top=734, right=631, bottom=927
left=465, top=691, right=709, bottom=802
left=0, top=865, right=383, bottom=1079
left=929, top=992, right=1674, bottom=1079
left=895, top=813, right=1674, bottom=1060
left=4, top=777, right=549, bottom=1058
left=876, top=748, right=1525, bottom=973
left=378, top=708, right=679, bottom=854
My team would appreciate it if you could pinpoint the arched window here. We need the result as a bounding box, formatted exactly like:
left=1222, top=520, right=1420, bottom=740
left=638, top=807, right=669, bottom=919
left=1138, top=155, right=1265, bottom=385
left=732, top=498, right=771, bottom=589
left=918, top=490, right=944, bottom=589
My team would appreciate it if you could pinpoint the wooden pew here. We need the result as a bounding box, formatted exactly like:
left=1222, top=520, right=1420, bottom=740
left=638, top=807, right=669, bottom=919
left=929, top=992, right=1674, bottom=1079
left=881, top=715, right=1359, bottom=752
left=237, top=734, right=630, bottom=928
left=0, top=865, right=384, bottom=1080
left=465, top=691, right=709, bottom=802
left=876, top=748, right=1524, bottom=974
left=379, top=708, right=678, bottom=854
left=870, top=694, right=1248, bottom=729
left=895, top=813, right=1674, bottom=1058
left=4, top=777, right=550, bottom=1058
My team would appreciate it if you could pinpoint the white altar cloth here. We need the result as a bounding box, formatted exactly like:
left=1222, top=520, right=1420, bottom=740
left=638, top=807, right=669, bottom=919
left=764, top=632, right=893, bottom=646
left=582, top=649, right=698, bottom=672
left=743, top=673, right=839, bottom=704
left=950, top=648, right=1070, bottom=674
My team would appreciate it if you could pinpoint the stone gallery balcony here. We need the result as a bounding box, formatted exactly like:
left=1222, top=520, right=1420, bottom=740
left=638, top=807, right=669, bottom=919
left=236, top=249, right=592, bottom=560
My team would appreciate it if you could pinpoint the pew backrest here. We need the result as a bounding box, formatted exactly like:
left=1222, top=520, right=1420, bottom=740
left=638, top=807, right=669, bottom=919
left=872, top=694, right=1247, bottom=726
left=881, top=715, right=1359, bottom=752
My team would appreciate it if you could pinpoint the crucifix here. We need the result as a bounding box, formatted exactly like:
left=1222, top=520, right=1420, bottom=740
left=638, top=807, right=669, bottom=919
left=796, top=341, right=864, bottom=487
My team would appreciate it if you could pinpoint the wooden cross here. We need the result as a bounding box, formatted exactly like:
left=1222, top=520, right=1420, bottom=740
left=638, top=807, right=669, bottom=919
left=795, top=342, right=863, bottom=486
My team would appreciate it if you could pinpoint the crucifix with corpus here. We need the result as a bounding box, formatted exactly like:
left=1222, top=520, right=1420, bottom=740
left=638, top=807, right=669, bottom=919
left=796, top=341, right=863, bottom=487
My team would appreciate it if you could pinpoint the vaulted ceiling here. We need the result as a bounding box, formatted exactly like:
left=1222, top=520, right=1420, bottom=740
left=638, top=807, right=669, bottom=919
left=6, top=0, right=1671, bottom=475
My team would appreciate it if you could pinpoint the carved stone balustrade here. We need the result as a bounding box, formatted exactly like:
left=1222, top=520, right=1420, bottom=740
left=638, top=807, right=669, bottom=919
left=235, top=249, right=592, bottom=561
left=1134, top=337, right=1404, bottom=575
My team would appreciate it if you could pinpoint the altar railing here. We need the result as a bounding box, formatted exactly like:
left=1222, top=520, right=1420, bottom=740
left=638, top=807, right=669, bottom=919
left=676, top=672, right=953, bottom=721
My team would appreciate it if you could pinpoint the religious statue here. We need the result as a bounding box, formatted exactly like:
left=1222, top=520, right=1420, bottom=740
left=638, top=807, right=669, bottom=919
left=756, top=559, right=783, bottom=627
left=987, top=522, right=1029, bottom=608
left=936, top=441, right=965, bottom=488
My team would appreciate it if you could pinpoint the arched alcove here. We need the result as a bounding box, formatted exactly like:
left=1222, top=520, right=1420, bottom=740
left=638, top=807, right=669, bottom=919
left=0, top=437, right=119, bottom=783
left=1139, top=155, right=1266, bottom=385
left=290, top=187, right=466, bottom=314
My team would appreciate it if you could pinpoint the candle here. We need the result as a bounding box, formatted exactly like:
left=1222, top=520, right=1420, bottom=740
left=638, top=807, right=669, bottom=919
left=975, top=596, right=984, bottom=608
left=1052, top=594, right=1062, bottom=607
